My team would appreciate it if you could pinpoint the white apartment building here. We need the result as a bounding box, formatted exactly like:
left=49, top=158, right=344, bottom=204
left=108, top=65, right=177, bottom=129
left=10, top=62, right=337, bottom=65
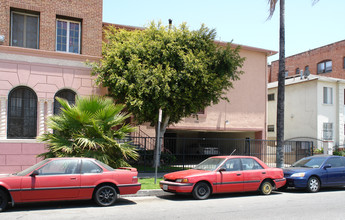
left=268, top=75, right=345, bottom=150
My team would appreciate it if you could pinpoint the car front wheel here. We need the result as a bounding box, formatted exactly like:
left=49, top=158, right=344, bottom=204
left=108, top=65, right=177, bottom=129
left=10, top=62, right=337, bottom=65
left=307, top=177, right=320, bottom=193
left=0, top=190, right=8, bottom=212
left=94, top=185, right=117, bottom=206
left=192, top=182, right=211, bottom=200
left=260, top=180, right=273, bottom=195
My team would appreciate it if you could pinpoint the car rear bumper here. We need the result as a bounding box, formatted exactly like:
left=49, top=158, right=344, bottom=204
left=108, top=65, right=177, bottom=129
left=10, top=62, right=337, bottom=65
left=118, top=183, right=141, bottom=195
left=159, top=180, right=194, bottom=193
left=274, top=178, right=287, bottom=189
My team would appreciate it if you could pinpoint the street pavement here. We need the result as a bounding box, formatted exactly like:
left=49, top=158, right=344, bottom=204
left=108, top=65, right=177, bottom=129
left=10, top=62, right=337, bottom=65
left=3, top=187, right=345, bottom=220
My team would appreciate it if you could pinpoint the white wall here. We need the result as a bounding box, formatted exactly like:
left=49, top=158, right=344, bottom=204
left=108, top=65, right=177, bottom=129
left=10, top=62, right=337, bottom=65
left=268, top=77, right=345, bottom=147
left=268, top=78, right=318, bottom=141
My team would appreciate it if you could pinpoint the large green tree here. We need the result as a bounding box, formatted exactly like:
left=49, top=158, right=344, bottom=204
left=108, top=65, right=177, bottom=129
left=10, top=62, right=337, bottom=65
left=268, top=0, right=319, bottom=168
left=90, top=22, right=244, bottom=140
left=90, top=22, right=244, bottom=167
left=38, top=96, right=138, bottom=168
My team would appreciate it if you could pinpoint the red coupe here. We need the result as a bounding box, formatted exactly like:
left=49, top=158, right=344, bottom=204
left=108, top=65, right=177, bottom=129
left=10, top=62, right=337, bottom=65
left=160, top=156, right=286, bottom=199
left=0, top=157, right=141, bottom=211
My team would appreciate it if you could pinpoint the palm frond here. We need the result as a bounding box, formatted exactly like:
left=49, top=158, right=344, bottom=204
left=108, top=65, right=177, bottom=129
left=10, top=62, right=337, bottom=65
left=267, top=0, right=278, bottom=20
left=37, top=95, right=137, bottom=167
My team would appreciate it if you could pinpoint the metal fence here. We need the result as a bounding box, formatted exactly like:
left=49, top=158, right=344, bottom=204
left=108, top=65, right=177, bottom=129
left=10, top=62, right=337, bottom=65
left=128, top=137, right=313, bottom=172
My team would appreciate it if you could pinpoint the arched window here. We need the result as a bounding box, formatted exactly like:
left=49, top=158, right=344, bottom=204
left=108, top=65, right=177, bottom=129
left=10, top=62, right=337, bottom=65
left=7, top=86, right=37, bottom=139
left=54, top=89, right=76, bottom=114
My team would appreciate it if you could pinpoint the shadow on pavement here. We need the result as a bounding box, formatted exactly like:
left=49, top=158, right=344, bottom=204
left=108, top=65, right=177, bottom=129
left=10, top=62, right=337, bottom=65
left=6, top=197, right=137, bottom=213
left=280, top=186, right=345, bottom=194
left=158, top=190, right=283, bottom=201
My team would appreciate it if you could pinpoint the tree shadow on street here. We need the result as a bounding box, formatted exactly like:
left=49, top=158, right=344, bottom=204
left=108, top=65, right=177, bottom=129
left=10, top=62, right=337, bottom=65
left=280, top=186, right=345, bottom=194
left=6, top=197, right=137, bottom=213
left=158, top=190, right=283, bottom=201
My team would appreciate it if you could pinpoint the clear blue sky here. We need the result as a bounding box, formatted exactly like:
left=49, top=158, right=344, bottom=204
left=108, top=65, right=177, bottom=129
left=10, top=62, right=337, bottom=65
left=103, top=0, right=345, bottom=63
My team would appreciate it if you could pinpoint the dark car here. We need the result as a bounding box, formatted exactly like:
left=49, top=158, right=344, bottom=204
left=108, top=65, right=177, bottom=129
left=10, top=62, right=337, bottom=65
left=283, top=155, right=345, bottom=193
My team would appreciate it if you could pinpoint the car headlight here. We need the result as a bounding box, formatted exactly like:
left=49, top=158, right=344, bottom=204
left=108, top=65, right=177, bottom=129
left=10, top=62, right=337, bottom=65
left=291, top=172, right=305, bottom=177
left=176, top=178, right=189, bottom=183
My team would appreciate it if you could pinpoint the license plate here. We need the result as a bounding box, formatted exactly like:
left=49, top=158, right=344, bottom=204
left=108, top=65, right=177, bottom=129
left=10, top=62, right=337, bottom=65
left=163, top=184, right=168, bottom=190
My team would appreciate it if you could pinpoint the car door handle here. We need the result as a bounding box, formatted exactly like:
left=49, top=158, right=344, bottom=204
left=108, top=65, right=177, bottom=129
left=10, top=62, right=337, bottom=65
left=262, top=172, right=266, bottom=174
left=236, top=173, right=241, bottom=176
left=70, top=177, right=77, bottom=180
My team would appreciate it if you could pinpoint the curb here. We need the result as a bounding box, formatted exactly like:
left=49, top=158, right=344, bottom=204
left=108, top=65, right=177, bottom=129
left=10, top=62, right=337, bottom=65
left=121, top=189, right=172, bottom=197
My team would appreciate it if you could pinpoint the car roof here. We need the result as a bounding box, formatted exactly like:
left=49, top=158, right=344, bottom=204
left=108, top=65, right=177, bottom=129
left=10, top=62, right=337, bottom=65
left=306, top=155, right=341, bottom=158
left=49, top=157, right=95, bottom=160
left=210, top=155, right=258, bottom=159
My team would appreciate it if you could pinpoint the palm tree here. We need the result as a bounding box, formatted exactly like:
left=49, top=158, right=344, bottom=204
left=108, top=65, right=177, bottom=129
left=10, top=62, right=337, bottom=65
left=38, top=96, right=138, bottom=168
left=268, top=0, right=318, bottom=168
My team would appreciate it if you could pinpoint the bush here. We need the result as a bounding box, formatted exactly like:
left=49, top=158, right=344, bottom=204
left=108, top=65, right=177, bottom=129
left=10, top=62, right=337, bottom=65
left=333, top=150, right=345, bottom=156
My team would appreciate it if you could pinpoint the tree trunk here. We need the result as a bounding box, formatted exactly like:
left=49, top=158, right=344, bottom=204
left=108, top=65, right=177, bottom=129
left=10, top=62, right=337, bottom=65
left=153, top=115, right=170, bottom=167
left=276, top=0, right=285, bottom=168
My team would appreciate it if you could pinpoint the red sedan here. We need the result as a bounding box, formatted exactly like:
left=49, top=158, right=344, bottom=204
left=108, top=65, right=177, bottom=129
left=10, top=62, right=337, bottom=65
left=0, top=157, right=141, bottom=211
left=160, top=156, right=286, bottom=199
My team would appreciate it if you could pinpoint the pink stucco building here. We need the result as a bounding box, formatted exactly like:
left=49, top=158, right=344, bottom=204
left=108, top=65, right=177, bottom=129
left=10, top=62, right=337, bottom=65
left=140, top=42, right=276, bottom=141
left=0, top=0, right=276, bottom=173
left=0, top=0, right=103, bottom=173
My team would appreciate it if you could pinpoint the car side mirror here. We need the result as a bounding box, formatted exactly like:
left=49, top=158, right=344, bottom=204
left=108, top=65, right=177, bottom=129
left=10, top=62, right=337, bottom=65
left=323, top=164, right=332, bottom=169
left=30, top=170, right=39, bottom=177
left=218, top=168, right=226, bottom=172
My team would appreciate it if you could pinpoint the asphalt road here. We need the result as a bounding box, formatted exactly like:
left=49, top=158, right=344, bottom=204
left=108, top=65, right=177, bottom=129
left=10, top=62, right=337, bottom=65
left=3, top=188, right=345, bottom=220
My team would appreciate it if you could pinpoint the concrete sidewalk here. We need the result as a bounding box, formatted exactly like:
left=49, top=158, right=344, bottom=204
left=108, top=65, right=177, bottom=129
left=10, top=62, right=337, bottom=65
left=121, top=189, right=172, bottom=197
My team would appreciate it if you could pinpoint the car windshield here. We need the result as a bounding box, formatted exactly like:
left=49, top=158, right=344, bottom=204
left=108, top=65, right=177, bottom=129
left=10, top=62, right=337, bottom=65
left=194, top=158, right=226, bottom=171
left=15, top=159, right=50, bottom=176
left=292, top=157, right=327, bottom=168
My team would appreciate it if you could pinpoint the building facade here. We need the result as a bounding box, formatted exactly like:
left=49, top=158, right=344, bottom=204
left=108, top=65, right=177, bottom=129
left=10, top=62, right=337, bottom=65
left=268, top=39, right=345, bottom=150
left=268, top=75, right=345, bottom=149
left=269, top=40, right=345, bottom=83
left=0, top=0, right=276, bottom=173
left=0, top=0, right=103, bottom=173
left=139, top=43, right=276, bottom=141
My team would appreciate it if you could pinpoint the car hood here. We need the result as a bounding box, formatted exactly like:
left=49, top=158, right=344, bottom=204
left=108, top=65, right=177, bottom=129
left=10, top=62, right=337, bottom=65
left=283, top=167, right=314, bottom=175
left=164, top=169, right=210, bottom=180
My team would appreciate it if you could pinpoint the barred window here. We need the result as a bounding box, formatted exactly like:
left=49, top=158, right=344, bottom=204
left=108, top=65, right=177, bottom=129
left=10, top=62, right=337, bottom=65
left=267, top=125, right=274, bottom=132
left=268, top=93, right=275, bottom=101
left=323, top=123, right=333, bottom=140
left=7, top=86, right=37, bottom=139
left=54, top=89, right=76, bottom=114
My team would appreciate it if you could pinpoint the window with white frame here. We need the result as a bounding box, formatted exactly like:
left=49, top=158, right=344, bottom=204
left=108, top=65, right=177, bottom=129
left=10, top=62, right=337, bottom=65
left=323, top=87, right=333, bottom=104
left=11, top=11, right=39, bottom=49
left=267, top=125, right=274, bottom=132
left=56, top=19, right=81, bottom=54
left=323, top=123, right=333, bottom=140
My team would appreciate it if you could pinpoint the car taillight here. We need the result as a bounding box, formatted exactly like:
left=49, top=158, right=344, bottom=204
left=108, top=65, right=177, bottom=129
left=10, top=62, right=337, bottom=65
left=132, top=176, right=138, bottom=183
